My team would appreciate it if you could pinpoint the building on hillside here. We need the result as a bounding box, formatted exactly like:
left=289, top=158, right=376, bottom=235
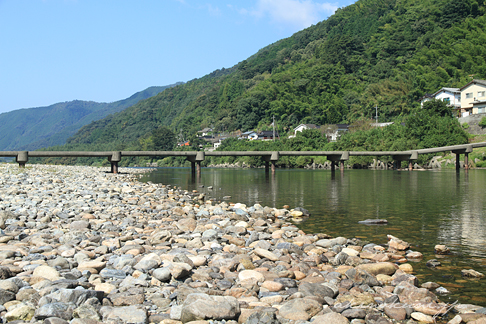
left=420, top=88, right=461, bottom=109
left=258, top=131, right=279, bottom=140
left=239, top=131, right=258, bottom=140
left=197, top=128, right=213, bottom=136
left=288, top=124, right=318, bottom=138
left=324, top=124, right=349, bottom=142
left=459, top=79, right=486, bottom=117
left=371, top=122, right=394, bottom=127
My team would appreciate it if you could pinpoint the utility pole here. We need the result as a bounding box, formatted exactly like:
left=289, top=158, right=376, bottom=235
left=375, top=105, right=378, bottom=124
left=273, top=115, right=276, bottom=141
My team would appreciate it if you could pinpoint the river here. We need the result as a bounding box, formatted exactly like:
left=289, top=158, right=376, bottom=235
left=140, top=167, right=486, bottom=306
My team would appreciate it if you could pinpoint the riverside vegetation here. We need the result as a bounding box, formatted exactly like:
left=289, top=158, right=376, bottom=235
left=36, top=100, right=472, bottom=169
left=0, top=163, right=485, bottom=324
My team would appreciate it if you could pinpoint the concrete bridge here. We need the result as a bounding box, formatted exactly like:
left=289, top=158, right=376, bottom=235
left=1, top=142, right=485, bottom=174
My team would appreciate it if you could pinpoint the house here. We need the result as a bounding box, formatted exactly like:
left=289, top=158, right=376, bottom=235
left=239, top=131, right=258, bottom=140
left=178, top=141, right=190, bottom=147
left=459, top=79, right=486, bottom=117
left=197, top=128, right=213, bottom=136
left=288, top=124, right=317, bottom=138
left=323, top=124, right=349, bottom=142
left=258, top=131, right=279, bottom=140
left=371, top=122, right=394, bottom=127
left=420, top=88, right=461, bottom=109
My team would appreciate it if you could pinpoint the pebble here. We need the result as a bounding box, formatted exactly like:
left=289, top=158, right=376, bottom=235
left=0, top=164, right=481, bottom=324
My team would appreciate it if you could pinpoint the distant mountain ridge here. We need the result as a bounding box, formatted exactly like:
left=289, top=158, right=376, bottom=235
left=0, top=83, right=182, bottom=150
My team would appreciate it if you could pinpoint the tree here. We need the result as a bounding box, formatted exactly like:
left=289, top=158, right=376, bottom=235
left=151, top=126, right=176, bottom=151
left=422, top=99, right=453, bottom=117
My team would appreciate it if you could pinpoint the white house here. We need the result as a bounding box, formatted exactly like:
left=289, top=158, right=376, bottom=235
left=420, top=87, right=461, bottom=108
left=324, top=124, right=349, bottom=142
left=288, top=124, right=317, bottom=138
left=239, top=131, right=258, bottom=140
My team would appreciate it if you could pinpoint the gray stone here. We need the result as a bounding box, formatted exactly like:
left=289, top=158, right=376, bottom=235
left=345, top=268, right=380, bottom=287
left=152, top=267, right=172, bottom=282
left=0, top=287, right=16, bottom=304
left=0, top=266, right=14, bottom=279
left=70, top=221, right=90, bottom=231
left=244, top=310, right=278, bottom=324
left=119, top=275, right=149, bottom=288
left=312, top=312, right=349, bottom=324
left=99, top=268, right=127, bottom=279
left=180, top=293, right=240, bottom=322
left=170, top=305, right=183, bottom=320
left=109, top=255, right=135, bottom=269
left=100, top=305, right=148, bottom=324
left=45, top=289, right=103, bottom=307
left=278, top=298, right=322, bottom=321
left=298, top=282, right=337, bottom=301
left=72, top=304, right=100, bottom=320
left=5, top=304, right=35, bottom=322
left=108, top=290, right=144, bottom=306
left=34, top=302, right=74, bottom=321
left=384, top=303, right=407, bottom=321
left=48, top=256, right=71, bottom=269
left=43, top=317, right=69, bottom=324
left=342, top=308, right=366, bottom=319
left=150, top=295, right=171, bottom=312
left=202, top=229, right=218, bottom=241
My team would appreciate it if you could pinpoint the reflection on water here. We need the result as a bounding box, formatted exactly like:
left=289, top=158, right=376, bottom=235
left=141, top=168, right=486, bottom=306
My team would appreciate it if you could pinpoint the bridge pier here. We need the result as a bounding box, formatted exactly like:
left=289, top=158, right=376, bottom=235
left=393, top=150, right=417, bottom=171
left=263, top=152, right=279, bottom=174
left=187, top=151, right=205, bottom=176
left=16, top=151, right=28, bottom=168
left=328, top=151, right=348, bottom=173
left=331, top=161, right=336, bottom=171
left=452, top=145, right=472, bottom=171
left=108, top=152, right=121, bottom=174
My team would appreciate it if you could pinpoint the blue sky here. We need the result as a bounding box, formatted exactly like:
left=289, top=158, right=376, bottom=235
left=0, top=0, right=355, bottom=114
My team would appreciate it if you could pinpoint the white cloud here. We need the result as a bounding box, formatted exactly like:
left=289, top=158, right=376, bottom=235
left=247, top=0, right=338, bottom=29
left=203, top=3, right=221, bottom=16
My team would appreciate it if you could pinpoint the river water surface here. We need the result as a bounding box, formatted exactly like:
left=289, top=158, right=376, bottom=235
left=140, top=167, right=486, bottom=306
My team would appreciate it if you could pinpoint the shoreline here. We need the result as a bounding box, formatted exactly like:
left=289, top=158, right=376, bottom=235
left=0, top=163, right=484, bottom=324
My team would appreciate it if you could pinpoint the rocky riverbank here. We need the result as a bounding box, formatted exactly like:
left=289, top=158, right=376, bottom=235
left=0, top=164, right=484, bottom=324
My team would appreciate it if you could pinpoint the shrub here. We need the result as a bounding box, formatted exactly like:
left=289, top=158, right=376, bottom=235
left=479, top=117, right=486, bottom=128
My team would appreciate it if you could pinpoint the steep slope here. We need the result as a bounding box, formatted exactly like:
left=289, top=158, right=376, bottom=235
left=59, top=0, right=486, bottom=151
left=0, top=84, right=181, bottom=151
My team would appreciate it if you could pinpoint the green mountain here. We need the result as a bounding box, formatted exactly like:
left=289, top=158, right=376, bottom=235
left=0, top=84, right=182, bottom=151
left=57, top=0, right=486, bottom=152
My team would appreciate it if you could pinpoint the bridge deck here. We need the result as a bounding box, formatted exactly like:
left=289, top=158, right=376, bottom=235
left=1, top=141, right=485, bottom=173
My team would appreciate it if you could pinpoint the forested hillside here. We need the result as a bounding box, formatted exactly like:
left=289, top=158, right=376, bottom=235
left=0, top=84, right=181, bottom=151
left=55, top=0, right=485, bottom=153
